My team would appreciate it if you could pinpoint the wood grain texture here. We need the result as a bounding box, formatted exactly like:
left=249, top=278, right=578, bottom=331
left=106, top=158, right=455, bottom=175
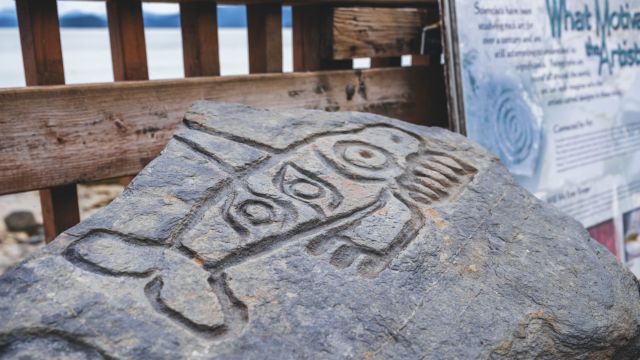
left=107, top=0, right=149, bottom=81
left=180, top=1, right=220, bottom=77
left=0, top=67, right=432, bottom=195
left=16, top=0, right=65, bottom=86
left=332, top=7, right=427, bottom=59
left=247, top=4, right=282, bottom=73
left=16, top=0, right=80, bottom=242
left=293, top=5, right=352, bottom=71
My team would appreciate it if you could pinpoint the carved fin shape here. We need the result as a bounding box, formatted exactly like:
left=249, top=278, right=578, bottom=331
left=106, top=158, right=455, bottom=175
left=154, top=266, right=225, bottom=330
left=66, top=232, right=162, bottom=277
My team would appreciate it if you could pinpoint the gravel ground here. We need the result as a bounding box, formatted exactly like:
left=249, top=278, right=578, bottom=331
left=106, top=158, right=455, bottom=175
left=0, top=185, right=123, bottom=274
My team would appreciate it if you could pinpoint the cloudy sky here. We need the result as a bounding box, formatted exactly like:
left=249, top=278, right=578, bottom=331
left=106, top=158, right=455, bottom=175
left=0, top=0, right=179, bottom=14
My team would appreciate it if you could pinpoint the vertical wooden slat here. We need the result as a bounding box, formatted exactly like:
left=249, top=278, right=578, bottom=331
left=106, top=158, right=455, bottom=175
left=107, top=0, right=149, bottom=81
left=16, top=0, right=64, bottom=86
left=292, top=5, right=352, bottom=71
left=16, top=0, right=80, bottom=242
left=371, top=57, right=402, bottom=68
left=180, top=1, right=220, bottom=77
left=107, top=0, right=148, bottom=186
left=247, top=4, right=282, bottom=74
left=39, top=186, right=80, bottom=240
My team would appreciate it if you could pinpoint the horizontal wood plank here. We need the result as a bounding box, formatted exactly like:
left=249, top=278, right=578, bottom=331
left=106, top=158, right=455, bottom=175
left=0, top=66, right=433, bottom=195
left=333, top=7, right=428, bottom=59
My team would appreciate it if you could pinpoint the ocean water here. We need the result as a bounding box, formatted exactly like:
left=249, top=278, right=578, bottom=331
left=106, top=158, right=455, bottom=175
left=0, top=28, right=299, bottom=87
left=0, top=28, right=374, bottom=87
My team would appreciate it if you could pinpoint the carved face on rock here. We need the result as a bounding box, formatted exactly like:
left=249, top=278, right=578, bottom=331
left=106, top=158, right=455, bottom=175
left=6, top=106, right=635, bottom=359
left=178, top=126, right=476, bottom=277
left=62, top=122, right=477, bottom=339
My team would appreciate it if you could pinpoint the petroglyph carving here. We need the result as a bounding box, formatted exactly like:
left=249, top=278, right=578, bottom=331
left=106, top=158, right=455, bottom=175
left=60, top=123, right=477, bottom=339
left=4, top=104, right=633, bottom=358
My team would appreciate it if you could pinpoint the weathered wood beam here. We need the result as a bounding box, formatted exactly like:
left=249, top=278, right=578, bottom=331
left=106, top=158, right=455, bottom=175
left=0, top=67, right=433, bottom=195
left=332, top=7, right=428, bottom=59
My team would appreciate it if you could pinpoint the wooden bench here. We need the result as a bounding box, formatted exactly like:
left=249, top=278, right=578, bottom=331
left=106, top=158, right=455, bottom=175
left=0, top=0, right=448, bottom=242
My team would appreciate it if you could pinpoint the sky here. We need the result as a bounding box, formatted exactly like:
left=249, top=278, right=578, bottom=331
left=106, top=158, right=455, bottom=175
left=0, top=0, right=179, bottom=14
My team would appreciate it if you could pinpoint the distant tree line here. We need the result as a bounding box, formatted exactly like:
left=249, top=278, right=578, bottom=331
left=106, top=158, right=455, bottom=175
left=0, top=6, right=292, bottom=28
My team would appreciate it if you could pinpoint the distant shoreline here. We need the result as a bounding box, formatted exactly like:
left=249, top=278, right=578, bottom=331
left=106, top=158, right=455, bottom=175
left=0, top=7, right=292, bottom=28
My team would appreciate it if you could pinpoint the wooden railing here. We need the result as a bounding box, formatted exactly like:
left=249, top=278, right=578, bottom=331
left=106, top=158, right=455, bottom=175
left=0, top=0, right=447, bottom=242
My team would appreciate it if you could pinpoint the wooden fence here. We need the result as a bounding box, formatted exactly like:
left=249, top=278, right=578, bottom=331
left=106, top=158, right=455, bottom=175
left=0, top=0, right=448, bottom=242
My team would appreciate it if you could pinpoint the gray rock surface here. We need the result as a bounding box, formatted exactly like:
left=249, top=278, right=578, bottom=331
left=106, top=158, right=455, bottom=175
left=1, top=102, right=639, bottom=359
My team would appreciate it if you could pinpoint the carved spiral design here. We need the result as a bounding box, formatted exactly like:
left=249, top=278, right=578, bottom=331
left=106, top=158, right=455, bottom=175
left=492, top=87, right=537, bottom=166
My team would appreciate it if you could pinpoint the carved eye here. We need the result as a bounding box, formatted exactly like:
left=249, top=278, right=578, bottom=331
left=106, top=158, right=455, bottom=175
left=342, top=144, right=388, bottom=169
left=314, top=140, right=396, bottom=181
left=279, top=163, right=342, bottom=213
left=289, top=179, right=325, bottom=199
left=239, top=200, right=275, bottom=225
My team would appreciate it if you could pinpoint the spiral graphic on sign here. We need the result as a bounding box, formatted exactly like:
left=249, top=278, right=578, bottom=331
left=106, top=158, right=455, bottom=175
left=491, top=87, right=539, bottom=167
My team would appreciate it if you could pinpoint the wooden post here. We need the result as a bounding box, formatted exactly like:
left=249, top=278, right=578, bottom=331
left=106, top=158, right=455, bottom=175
left=292, top=5, right=352, bottom=71
left=16, top=0, right=80, bottom=242
left=180, top=1, right=220, bottom=77
left=107, top=0, right=149, bottom=81
left=247, top=4, right=282, bottom=74
left=107, top=0, right=149, bottom=186
left=16, top=0, right=64, bottom=86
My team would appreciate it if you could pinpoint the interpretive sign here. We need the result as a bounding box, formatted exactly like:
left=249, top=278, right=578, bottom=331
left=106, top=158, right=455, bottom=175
left=441, top=0, right=640, bottom=273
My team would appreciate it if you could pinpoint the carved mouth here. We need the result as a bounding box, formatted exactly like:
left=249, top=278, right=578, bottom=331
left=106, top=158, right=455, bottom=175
left=398, top=151, right=477, bottom=206
left=208, top=190, right=389, bottom=272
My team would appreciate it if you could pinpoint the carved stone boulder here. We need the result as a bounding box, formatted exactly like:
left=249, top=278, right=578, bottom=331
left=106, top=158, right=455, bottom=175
left=1, top=102, right=639, bottom=359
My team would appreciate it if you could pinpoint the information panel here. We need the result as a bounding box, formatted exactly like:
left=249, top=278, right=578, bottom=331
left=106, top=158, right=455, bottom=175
left=442, top=0, right=640, bottom=274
